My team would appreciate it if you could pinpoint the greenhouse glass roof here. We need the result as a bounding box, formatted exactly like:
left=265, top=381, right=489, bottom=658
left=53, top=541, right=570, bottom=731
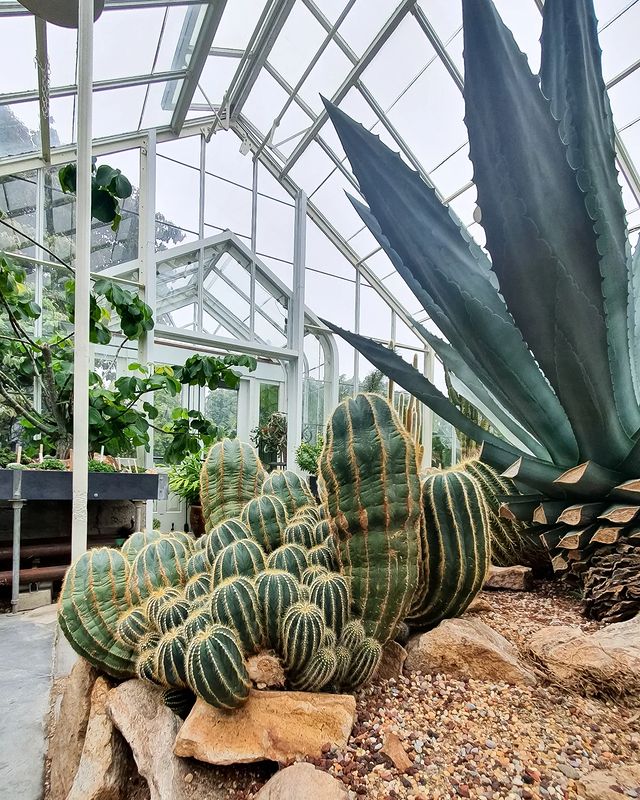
left=1, top=0, right=639, bottom=368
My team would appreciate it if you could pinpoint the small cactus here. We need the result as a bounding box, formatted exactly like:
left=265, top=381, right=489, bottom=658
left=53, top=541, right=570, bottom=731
left=266, top=543, right=308, bottom=579
left=116, top=607, right=149, bottom=648
left=309, top=573, right=350, bottom=638
left=185, top=624, right=251, bottom=710
left=155, top=628, right=189, bottom=687
left=339, top=618, right=366, bottom=650
left=163, top=687, right=196, bottom=719
left=281, top=601, right=326, bottom=671
left=342, top=637, right=382, bottom=691
left=262, top=470, right=314, bottom=517
left=334, top=645, right=351, bottom=685
left=210, top=576, right=265, bottom=655
left=155, top=595, right=191, bottom=635
left=186, top=548, right=211, bottom=579
left=212, top=539, right=266, bottom=583
left=255, top=569, right=302, bottom=648
left=184, top=573, right=212, bottom=603
left=240, top=494, right=288, bottom=552
left=290, top=645, right=337, bottom=691
left=182, top=606, right=213, bottom=639
left=307, top=539, right=338, bottom=571
left=120, top=530, right=163, bottom=563
left=283, top=520, right=324, bottom=549
left=301, top=565, right=329, bottom=586
left=206, top=519, right=252, bottom=562
left=147, top=588, right=181, bottom=628
left=128, top=537, right=190, bottom=604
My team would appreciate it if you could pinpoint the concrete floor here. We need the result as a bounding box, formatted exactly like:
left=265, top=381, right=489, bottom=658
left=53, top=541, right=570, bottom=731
left=0, top=605, right=76, bottom=800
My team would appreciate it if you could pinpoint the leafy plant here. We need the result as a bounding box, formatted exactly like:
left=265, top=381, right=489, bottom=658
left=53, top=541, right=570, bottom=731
left=88, top=459, right=117, bottom=473
left=58, top=161, right=132, bottom=233
left=251, top=412, right=287, bottom=466
left=323, top=0, right=640, bottom=622
left=295, top=436, right=323, bottom=475
left=168, top=451, right=205, bottom=506
left=34, top=457, right=67, bottom=471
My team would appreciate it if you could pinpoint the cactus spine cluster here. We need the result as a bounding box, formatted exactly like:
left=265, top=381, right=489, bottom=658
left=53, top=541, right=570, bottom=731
left=59, top=392, right=493, bottom=714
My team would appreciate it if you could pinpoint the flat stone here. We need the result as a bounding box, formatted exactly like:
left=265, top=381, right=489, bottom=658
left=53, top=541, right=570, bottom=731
left=15, top=588, right=53, bottom=612
left=484, top=565, right=533, bottom=591
left=175, top=689, right=356, bottom=765
left=527, top=615, right=640, bottom=696
left=380, top=730, right=413, bottom=773
left=48, top=657, right=98, bottom=800
left=465, top=596, right=494, bottom=614
left=405, top=618, right=537, bottom=686
left=107, top=679, right=264, bottom=800
left=577, top=764, right=640, bottom=800
left=66, top=676, right=135, bottom=800
left=375, top=641, right=407, bottom=681
left=254, top=762, right=348, bottom=799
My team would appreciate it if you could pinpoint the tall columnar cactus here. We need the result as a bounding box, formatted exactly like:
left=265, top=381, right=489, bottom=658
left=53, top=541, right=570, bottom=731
left=319, top=393, right=422, bottom=643
left=212, top=538, right=266, bottom=583
left=280, top=601, right=326, bottom=671
left=128, top=537, right=190, bottom=604
left=461, top=459, right=547, bottom=568
left=241, top=494, right=288, bottom=552
left=262, top=470, right=314, bottom=517
left=254, top=569, right=302, bottom=648
left=408, top=469, right=491, bottom=629
left=200, top=439, right=266, bottom=530
left=210, top=576, right=265, bottom=655
left=185, top=624, right=251, bottom=710
left=309, top=573, right=350, bottom=638
left=58, top=548, right=136, bottom=679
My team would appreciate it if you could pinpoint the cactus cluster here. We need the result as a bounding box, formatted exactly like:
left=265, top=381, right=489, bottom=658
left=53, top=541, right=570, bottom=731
left=59, top=394, right=493, bottom=714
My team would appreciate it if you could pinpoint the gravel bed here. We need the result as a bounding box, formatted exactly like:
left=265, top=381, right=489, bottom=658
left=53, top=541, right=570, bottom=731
left=248, top=581, right=639, bottom=799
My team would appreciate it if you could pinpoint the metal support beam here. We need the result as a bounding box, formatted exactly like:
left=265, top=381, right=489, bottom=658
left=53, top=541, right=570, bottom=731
left=170, top=1, right=228, bottom=135
left=71, top=0, right=94, bottom=563
left=34, top=17, right=51, bottom=162
left=223, top=0, right=296, bottom=124
left=138, top=130, right=157, bottom=529
left=281, top=0, right=416, bottom=177
left=286, top=190, right=307, bottom=472
left=411, top=4, right=463, bottom=92
left=155, top=324, right=297, bottom=361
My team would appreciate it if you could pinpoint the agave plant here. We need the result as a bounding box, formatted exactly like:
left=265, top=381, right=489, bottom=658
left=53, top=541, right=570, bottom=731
left=322, top=0, right=640, bottom=623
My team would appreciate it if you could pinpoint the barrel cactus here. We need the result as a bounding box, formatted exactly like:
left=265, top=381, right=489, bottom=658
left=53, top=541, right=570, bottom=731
left=128, top=538, right=190, bottom=604
left=280, top=601, right=326, bottom=671
left=408, top=468, right=491, bottom=629
left=185, top=624, right=251, bottom=710
left=254, top=568, right=302, bottom=648
left=212, top=538, right=266, bottom=583
left=262, top=470, right=314, bottom=516
left=266, top=543, right=308, bottom=579
left=201, top=439, right=266, bottom=530
left=210, top=576, right=265, bottom=655
left=241, top=494, right=288, bottom=552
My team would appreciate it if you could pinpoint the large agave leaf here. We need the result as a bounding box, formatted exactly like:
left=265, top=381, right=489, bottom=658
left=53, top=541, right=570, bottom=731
left=322, top=318, right=523, bottom=461
left=323, top=100, right=578, bottom=465
left=462, top=0, right=631, bottom=467
left=414, top=322, right=548, bottom=458
left=540, top=0, right=638, bottom=435
left=630, top=242, right=640, bottom=404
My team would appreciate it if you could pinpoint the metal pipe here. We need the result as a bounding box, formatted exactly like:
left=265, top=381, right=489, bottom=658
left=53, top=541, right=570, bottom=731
left=10, top=470, right=23, bottom=612
left=250, top=157, right=258, bottom=339
left=71, top=0, right=94, bottom=563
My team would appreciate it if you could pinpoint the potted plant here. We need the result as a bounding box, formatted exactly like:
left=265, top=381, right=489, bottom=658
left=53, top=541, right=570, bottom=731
left=251, top=412, right=287, bottom=470
left=168, top=451, right=206, bottom=538
left=295, top=435, right=323, bottom=499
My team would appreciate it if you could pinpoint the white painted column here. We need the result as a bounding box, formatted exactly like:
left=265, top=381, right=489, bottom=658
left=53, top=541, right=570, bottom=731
left=138, top=131, right=157, bottom=531
left=71, top=0, right=94, bottom=562
left=286, top=190, right=307, bottom=472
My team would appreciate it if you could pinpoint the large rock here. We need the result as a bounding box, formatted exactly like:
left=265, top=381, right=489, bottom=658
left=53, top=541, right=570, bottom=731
left=484, top=565, right=533, bottom=591
left=527, top=615, right=640, bottom=696
left=375, top=641, right=407, bottom=681
left=67, top=676, right=134, bottom=800
left=175, top=690, right=356, bottom=765
left=254, top=763, right=348, bottom=799
left=106, top=680, right=264, bottom=800
left=405, top=618, right=537, bottom=686
left=48, top=657, right=98, bottom=800
left=577, top=764, right=640, bottom=800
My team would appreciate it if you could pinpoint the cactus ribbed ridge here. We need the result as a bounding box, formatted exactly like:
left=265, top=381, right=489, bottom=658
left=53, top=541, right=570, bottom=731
left=408, top=468, right=490, bottom=629
left=343, top=637, right=382, bottom=690
left=205, top=519, right=252, bottom=562
left=116, top=607, right=149, bottom=648
left=184, top=573, right=212, bottom=602
left=254, top=569, right=301, bottom=649
left=200, top=439, right=266, bottom=530
left=120, top=530, right=163, bottom=563
left=281, top=601, right=326, bottom=671
left=162, top=688, right=195, bottom=719
left=290, top=645, right=337, bottom=691
left=128, top=538, right=189, bottom=604
left=310, top=573, right=350, bottom=638
left=155, top=628, right=188, bottom=687
left=301, top=565, right=329, bottom=586
left=319, top=393, right=422, bottom=643
left=266, top=543, right=308, bottom=579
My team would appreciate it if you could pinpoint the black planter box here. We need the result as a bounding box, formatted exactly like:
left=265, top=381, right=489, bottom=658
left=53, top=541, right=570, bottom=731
left=0, top=469, right=167, bottom=502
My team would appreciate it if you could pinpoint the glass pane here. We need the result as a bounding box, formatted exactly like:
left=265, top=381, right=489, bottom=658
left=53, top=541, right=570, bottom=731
left=417, top=0, right=462, bottom=42
left=0, top=17, right=37, bottom=93
left=204, top=387, right=238, bottom=435
left=269, top=4, right=326, bottom=87
left=157, top=154, right=201, bottom=235
left=205, top=173, right=252, bottom=240
left=338, top=0, right=399, bottom=58
left=93, top=8, right=165, bottom=82
left=213, top=0, right=269, bottom=50
left=599, top=4, right=640, bottom=82
left=0, top=170, right=37, bottom=257
left=259, top=383, right=280, bottom=426
left=297, top=42, right=352, bottom=115
left=0, top=104, right=39, bottom=158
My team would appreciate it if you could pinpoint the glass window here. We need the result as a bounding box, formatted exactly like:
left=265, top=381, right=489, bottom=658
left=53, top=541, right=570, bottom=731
left=259, top=382, right=280, bottom=426
left=204, top=386, right=238, bottom=435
